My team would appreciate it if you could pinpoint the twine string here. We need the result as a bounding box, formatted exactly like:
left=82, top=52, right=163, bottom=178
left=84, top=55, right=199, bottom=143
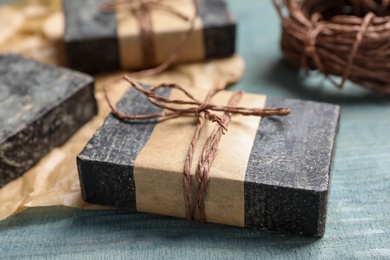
left=100, top=0, right=193, bottom=68
left=107, top=75, right=291, bottom=222
left=192, top=91, right=243, bottom=223
left=272, top=0, right=390, bottom=93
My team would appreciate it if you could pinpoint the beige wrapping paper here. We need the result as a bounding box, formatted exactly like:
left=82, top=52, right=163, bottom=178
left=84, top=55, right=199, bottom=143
left=0, top=0, right=245, bottom=221
left=117, top=0, right=204, bottom=68
left=135, top=89, right=265, bottom=226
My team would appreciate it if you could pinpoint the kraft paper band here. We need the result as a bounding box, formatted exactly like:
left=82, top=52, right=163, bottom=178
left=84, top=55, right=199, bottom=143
left=116, top=0, right=205, bottom=69
left=134, top=89, right=266, bottom=227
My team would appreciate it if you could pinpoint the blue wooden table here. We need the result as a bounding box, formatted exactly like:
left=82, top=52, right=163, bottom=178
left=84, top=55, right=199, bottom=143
left=1, top=0, right=390, bottom=258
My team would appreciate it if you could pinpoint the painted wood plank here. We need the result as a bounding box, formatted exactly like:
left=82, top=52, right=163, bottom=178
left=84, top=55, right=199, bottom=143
left=0, top=0, right=389, bottom=258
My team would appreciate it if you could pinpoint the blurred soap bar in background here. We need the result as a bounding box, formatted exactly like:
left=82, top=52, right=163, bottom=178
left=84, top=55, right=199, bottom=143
left=63, top=0, right=236, bottom=73
left=0, top=54, right=97, bottom=187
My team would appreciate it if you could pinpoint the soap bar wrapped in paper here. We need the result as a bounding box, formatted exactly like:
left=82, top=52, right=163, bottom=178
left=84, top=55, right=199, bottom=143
left=0, top=54, right=97, bottom=188
left=63, top=0, right=236, bottom=73
left=77, top=82, right=339, bottom=237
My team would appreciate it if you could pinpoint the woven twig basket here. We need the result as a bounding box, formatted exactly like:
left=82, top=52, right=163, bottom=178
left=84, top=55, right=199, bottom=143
left=273, top=0, right=390, bottom=93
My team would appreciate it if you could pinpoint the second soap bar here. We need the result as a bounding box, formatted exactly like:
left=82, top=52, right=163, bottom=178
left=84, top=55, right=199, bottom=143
left=63, top=0, right=236, bottom=73
left=0, top=54, right=97, bottom=187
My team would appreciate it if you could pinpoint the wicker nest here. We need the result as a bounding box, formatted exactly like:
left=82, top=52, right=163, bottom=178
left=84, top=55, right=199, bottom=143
left=273, top=0, right=390, bottom=93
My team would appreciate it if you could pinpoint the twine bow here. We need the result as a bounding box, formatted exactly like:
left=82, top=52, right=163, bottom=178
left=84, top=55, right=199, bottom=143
left=105, top=75, right=291, bottom=223
left=101, top=0, right=195, bottom=68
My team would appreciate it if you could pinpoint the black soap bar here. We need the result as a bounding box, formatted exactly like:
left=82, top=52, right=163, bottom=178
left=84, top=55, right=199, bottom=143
left=0, top=54, right=97, bottom=187
left=63, top=0, right=236, bottom=74
left=77, top=86, right=339, bottom=237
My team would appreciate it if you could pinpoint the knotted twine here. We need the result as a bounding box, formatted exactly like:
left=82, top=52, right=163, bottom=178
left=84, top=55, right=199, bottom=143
left=105, top=75, right=291, bottom=222
left=273, top=0, right=390, bottom=93
left=101, top=0, right=199, bottom=69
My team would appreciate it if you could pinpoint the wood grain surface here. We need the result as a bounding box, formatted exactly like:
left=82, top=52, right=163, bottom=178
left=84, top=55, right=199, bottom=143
left=1, top=0, right=390, bottom=259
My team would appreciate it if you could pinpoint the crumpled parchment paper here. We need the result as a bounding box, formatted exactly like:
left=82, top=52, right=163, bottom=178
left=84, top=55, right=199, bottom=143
left=0, top=0, right=245, bottom=220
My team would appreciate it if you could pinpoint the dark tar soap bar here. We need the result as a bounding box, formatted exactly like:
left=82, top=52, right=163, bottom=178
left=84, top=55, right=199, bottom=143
left=63, top=0, right=236, bottom=73
left=77, top=86, right=339, bottom=237
left=0, top=54, right=97, bottom=187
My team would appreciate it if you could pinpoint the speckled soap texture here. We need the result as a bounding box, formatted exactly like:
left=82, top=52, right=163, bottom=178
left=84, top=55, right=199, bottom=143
left=0, top=54, right=97, bottom=188
left=63, top=0, right=236, bottom=74
left=77, top=87, right=340, bottom=237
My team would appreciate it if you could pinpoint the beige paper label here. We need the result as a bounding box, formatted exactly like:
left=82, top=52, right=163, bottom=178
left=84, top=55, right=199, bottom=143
left=134, top=89, right=266, bottom=227
left=116, top=0, right=205, bottom=69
